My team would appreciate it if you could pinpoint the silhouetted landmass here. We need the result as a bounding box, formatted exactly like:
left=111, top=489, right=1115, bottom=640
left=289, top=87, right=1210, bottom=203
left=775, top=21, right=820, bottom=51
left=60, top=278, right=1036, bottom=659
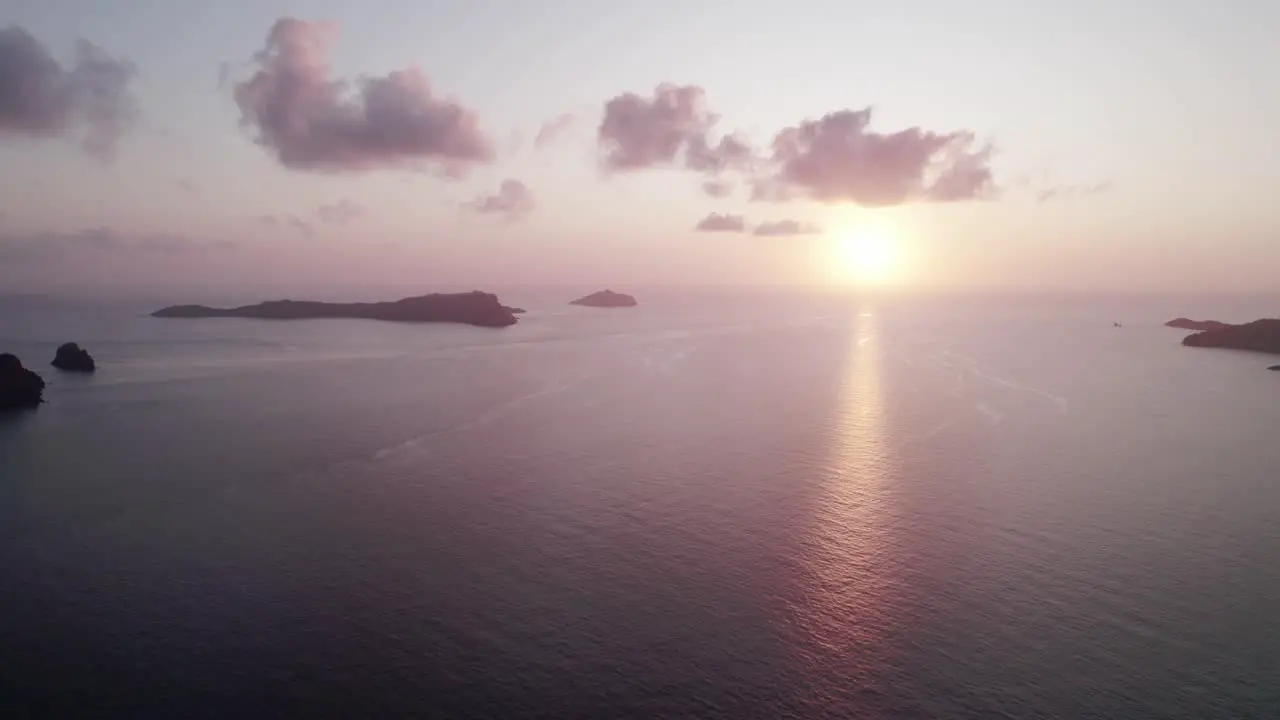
left=51, top=342, right=96, bottom=372
left=1182, top=319, right=1280, bottom=354
left=153, top=291, right=519, bottom=327
left=1269, top=365, right=1280, bottom=371
left=569, top=290, right=638, bottom=308
left=0, top=354, right=45, bottom=410
left=1166, top=318, right=1234, bottom=331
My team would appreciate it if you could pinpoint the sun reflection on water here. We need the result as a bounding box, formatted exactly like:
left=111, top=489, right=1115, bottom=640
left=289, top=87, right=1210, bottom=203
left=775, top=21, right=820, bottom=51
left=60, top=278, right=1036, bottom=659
left=791, top=310, right=903, bottom=694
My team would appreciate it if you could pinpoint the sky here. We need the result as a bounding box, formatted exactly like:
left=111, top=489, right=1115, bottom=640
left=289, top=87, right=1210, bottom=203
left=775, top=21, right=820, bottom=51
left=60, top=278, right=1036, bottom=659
left=1, top=0, right=1277, bottom=294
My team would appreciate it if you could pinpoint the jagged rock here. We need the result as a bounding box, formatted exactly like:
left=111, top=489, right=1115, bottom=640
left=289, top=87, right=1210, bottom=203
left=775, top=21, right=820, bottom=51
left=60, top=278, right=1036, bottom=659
left=0, top=353, right=46, bottom=410
left=51, top=342, right=96, bottom=372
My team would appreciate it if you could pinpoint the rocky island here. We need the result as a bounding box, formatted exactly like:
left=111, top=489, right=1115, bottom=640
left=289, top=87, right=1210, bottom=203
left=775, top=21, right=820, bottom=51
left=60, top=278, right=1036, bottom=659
left=1182, top=319, right=1280, bottom=354
left=569, top=290, right=638, bottom=308
left=0, top=353, right=46, bottom=410
left=153, top=291, right=519, bottom=328
left=1165, top=318, right=1234, bottom=332
left=51, top=342, right=96, bottom=372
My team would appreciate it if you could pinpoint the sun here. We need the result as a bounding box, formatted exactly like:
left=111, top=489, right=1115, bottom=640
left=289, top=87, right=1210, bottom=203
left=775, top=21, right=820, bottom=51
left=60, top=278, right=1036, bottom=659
left=831, top=227, right=900, bottom=284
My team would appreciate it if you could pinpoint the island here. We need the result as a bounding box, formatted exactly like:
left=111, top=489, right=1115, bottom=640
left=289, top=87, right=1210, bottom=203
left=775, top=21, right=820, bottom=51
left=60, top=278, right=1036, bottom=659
left=569, top=290, right=638, bottom=308
left=1166, top=318, right=1234, bottom=332
left=1182, top=319, right=1280, bottom=354
left=152, top=291, right=519, bottom=328
left=51, top=342, right=96, bottom=372
left=0, top=353, right=46, bottom=410
left=1269, top=365, right=1280, bottom=372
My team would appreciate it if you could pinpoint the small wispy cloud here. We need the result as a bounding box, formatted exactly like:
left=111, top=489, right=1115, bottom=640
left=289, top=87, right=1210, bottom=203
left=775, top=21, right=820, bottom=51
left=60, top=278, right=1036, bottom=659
left=465, top=178, right=535, bottom=221
left=752, top=219, right=823, bottom=237
left=694, top=213, right=746, bottom=233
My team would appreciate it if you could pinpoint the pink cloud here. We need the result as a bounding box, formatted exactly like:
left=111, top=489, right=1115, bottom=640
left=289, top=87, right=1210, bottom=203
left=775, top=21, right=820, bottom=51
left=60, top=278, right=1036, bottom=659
left=597, top=84, right=754, bottom=174
left=753, top=219, right=823, bottom=237
left=694, top=213, right=745, bottom=233
left=465, top=178, right=535, bottom=221
left=233, top=18, right=494, bottom=173
left=760, top=108, right=994, bottom=206
left=0, top=26, right=138, bottom=159
left=316, top=199, right=364, bottom=225
left=534, top=113, right=575, bottom=150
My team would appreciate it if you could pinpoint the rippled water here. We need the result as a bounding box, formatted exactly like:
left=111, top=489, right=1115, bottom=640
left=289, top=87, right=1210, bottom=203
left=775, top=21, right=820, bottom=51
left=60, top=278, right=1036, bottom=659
left=2, top=291, right=1279, bottom=718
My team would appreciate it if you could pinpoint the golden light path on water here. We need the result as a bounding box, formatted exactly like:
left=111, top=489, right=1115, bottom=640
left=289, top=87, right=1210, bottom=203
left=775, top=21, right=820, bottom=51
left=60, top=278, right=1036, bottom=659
left=791, top=310, right=904, bottom=696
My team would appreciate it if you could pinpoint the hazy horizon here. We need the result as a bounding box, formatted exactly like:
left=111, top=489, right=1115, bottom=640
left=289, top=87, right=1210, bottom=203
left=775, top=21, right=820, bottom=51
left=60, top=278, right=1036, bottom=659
left=2, top=1, right=1278, bottom=293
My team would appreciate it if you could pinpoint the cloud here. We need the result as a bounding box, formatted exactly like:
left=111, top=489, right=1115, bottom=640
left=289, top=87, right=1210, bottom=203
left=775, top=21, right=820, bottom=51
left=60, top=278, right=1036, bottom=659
left=701, top=178, right=734, bottom=198
left=1036, top=181, right=1111, bottom=203
left=752, top=219, right=823, bottom=237
left=0, top=26, right=138, bottom=158
left=597, top=84, right=754, bottom=174
left=232, top=18, right=494, bottom=173
left=255, top=212, right=313, bottom=236
left=0, top=227, right=233, bottom=263
left=316, top=199, right=364, bottom=225
left=534, top=113, right=575, bottom=150
left=465, top=178, right=535, bottom=221
left=176, top=178, right=202, bottom=196
left=694, top=213, right=745, bottom=233
left=288, top=216, right=313, bottom=237
left=759, top=108, right=994, bottom=206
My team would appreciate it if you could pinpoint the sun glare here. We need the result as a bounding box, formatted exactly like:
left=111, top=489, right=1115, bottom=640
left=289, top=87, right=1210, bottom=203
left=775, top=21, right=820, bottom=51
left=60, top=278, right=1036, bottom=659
left=832, top=227, right=900, bottom=285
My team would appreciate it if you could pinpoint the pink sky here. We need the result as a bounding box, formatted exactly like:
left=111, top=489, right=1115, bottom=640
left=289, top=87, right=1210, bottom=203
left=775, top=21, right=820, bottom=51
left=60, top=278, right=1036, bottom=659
left=1, top=1, right=1278, bottom=293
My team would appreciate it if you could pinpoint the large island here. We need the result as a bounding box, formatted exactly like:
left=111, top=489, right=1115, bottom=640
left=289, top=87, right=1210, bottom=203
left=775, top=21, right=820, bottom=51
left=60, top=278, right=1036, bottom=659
left=569, top=290, right=638, bottom=308
left=1165, top=318, right=1234, bottom=332
left=1181, top=318, right=1280, bottom=354
left=153, top=291, right=519, bottom=328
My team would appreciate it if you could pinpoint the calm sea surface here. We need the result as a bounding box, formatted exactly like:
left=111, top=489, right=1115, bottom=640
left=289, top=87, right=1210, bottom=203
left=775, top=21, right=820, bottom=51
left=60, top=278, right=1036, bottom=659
left=2, top=290, right=1279, bottom=718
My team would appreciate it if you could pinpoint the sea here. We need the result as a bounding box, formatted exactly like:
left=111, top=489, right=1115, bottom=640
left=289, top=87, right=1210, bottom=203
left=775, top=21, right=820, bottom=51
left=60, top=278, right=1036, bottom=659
left=2, top=288, right=1278, bottom=719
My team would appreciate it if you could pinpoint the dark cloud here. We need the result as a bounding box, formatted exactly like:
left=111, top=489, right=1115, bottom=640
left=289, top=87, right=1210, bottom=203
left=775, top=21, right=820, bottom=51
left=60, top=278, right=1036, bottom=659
left=701, top=178, right=734, bottom=198
left=316, top=199, right=364, bottom=225
left=597, top=84, right=755, bottom=175
left=760, top=108, right=994, bottom=206
left=752, top=219, right=822, bottom=237
left=694, top=213, right=745, bottom=233
left=465, top=178, right=535, bottom=221
left=232, top=18, right=494, bottom=173
left=534, top=113, right=574, bottom=150
left=0, top=25, right=138, bottom=158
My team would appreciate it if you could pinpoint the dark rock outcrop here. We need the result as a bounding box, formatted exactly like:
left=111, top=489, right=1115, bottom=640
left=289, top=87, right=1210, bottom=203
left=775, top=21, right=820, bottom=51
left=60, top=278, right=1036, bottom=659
left=0, top=353, right=45, bottom=410
left=51, top=342, right=96, bottom=372
left=569, top=290, right=638, bottom=308
left=1182, top=319, right=1280, bottom=354
left=1166, top=318, right=1234, bottom=332
left=153, top=291, right=519, bottom=328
